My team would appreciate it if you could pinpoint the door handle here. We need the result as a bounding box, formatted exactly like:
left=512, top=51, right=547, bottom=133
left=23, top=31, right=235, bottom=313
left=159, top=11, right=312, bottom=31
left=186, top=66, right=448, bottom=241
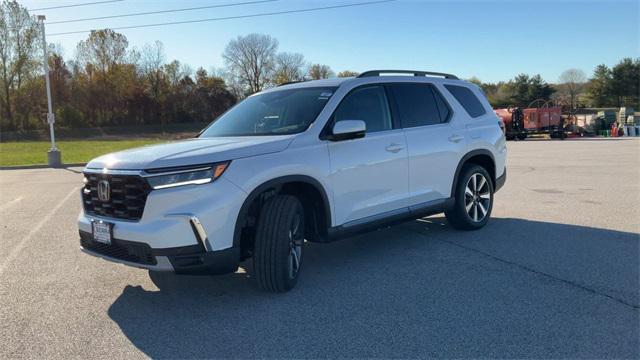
left=385, top=143, right=404, bottom=153
left=448, top=134, right=464, bottom=143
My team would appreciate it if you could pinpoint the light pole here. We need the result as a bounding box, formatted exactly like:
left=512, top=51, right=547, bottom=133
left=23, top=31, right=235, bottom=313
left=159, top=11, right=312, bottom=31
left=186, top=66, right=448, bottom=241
left=37, top=15, right=61, bottom=167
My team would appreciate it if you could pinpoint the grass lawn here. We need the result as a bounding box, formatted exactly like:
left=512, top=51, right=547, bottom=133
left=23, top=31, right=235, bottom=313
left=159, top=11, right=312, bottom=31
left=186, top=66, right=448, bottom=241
left=0, top=139, right=166, bottom=167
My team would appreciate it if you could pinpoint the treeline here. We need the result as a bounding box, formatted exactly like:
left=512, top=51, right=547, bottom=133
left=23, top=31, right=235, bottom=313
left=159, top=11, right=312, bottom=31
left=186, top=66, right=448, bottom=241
left=470, top=58, right=640, bottom=110
left=1, top=0, right=237, bottom=132
left=1, top=0, right=638, bottom=133
left=470, top=74, right=555, bottom=109
left=0, top=0, right=355, bottom=132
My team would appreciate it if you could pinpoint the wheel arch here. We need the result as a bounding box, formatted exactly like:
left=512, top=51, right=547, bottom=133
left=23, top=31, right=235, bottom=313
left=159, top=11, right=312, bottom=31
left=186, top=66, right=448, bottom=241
left=450, top=150, right=496, bottom=197
left=233, top=175, right=332, bottom=257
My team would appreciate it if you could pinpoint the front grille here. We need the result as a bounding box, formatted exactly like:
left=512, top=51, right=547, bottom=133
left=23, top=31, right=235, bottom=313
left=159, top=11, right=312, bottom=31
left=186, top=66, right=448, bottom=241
left=80, top=232, right=156, bottom=265
left=82, top=172, right=151, bottom=221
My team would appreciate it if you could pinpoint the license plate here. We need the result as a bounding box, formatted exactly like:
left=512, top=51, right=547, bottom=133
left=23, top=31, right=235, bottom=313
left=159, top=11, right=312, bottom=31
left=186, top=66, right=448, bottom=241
left=92, top=220, right=112, bottom=245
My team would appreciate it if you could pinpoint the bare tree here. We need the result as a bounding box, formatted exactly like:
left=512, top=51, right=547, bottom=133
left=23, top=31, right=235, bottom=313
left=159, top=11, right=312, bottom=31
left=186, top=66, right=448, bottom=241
left=140, top=40, right=166, bottom=123
left=0, top=0, right=40, bottom=126
left=222, top=73, right=247, bottom=100
left=163, top=60, right=180, bottom=87
left=140, top=41, right=164, bottom=74
left=76, top=29, right=128, bottom=75
left=273, top=52, right=306, bottom=84
left=164, top=60, right=192, bottom=88
left=559, top=68, right=586, bottom=108
left=140, top=41, right=165, bottom=95
left=337, top=70, right=359, bottom=77
left=308, top=63, right=333, bottom=80
left=223, top=33, right=278, bottom=95
left=75, top=29, right=130, bottom=123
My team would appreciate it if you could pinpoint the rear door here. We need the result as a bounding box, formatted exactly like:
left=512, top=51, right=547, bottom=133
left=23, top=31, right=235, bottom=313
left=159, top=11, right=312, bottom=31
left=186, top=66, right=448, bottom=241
left=387, top=82, right=465, bottom=205
left=327, top=85, right=410, bottom=225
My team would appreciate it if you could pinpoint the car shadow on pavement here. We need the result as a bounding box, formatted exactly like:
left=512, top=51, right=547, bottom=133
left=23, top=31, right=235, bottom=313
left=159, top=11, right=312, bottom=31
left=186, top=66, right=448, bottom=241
left=107, top=217, right=639, bottom=359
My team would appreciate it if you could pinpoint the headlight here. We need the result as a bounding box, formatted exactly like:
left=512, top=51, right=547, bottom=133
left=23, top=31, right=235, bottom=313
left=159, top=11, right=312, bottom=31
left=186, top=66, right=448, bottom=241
left=144, top=162, right=230, bottom=189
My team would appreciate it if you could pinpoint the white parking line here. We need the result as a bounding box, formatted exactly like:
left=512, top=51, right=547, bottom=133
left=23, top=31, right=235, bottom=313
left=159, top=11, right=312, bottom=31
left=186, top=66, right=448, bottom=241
left=0, top=197, right=23, bottom=211
left=0, top=187, right=78, bottom=277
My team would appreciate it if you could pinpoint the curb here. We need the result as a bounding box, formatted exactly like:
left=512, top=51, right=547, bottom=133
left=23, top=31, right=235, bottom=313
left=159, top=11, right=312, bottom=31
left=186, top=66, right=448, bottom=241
left=0, top=163, right=86, bottom=171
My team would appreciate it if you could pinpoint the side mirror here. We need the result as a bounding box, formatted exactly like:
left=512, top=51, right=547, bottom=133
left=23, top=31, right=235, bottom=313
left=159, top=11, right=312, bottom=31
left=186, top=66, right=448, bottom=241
left=329, top=120, right=366, bottom=141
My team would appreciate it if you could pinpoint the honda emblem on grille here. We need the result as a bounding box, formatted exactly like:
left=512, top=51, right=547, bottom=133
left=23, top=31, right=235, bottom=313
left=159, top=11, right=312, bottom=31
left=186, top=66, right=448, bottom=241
left=97, top=180, right=111, bottom=202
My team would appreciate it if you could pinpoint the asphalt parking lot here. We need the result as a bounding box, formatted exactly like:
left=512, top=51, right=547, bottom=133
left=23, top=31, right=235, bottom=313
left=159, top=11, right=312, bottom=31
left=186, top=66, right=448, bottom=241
left=1, top=137, right=639, bottom=359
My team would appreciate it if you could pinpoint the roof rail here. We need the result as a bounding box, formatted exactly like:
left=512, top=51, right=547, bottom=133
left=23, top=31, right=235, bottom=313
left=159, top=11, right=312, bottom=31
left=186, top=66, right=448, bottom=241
left=357, top=70, right=459, bottom=80
left=277, top=80, right=306, bottom=87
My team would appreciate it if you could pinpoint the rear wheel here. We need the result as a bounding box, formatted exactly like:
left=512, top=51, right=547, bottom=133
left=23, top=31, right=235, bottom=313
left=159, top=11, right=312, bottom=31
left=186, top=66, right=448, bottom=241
left=445, top=165, right=494, bottom=230
left=253, top=194, right=304, bottom=292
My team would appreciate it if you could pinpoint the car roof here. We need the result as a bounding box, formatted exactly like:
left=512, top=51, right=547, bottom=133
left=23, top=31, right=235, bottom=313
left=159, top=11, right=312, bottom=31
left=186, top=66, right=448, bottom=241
left=259, top=73, right=471, bottom=95
left=263, top=77, right=353, bottom=92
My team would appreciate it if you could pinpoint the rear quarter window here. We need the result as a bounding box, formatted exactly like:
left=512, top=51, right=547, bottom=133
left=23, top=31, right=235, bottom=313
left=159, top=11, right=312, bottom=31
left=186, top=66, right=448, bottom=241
left=444, top=84, right=486, bottom=118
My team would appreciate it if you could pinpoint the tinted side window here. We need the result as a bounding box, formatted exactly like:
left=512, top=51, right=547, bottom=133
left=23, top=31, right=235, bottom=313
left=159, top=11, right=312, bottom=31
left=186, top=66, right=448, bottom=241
left=333, top=86, right=392, bottom=133
left=388, top=83, right=448, bottom=128
left=445, top=84, right=486, bottom=118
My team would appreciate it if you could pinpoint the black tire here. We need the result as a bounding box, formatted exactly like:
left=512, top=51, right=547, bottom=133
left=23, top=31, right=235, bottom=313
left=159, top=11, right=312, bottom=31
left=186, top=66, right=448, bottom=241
left=445, top=165, right=494, bottom=230
left=253, top=194, right=305, bottom=292
left=517, top=133, right=527, bottom=140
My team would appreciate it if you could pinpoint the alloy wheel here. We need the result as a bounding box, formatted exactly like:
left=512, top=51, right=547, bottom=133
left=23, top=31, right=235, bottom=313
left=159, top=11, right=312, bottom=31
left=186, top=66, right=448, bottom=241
left=464, top=173, right=491, bottom=222
left=287, top=213, right=303, bottom=279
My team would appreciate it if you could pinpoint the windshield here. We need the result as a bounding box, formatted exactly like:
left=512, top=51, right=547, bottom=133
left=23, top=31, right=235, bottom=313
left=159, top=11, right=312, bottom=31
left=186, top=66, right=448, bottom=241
left=200, top=87, right=337, bottom=137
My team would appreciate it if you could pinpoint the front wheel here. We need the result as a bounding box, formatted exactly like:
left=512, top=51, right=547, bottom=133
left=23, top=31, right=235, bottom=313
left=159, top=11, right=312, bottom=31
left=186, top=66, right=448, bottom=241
left=253, top=194, right=305, bottom=292
left=445, top=165, right=494, bottom=230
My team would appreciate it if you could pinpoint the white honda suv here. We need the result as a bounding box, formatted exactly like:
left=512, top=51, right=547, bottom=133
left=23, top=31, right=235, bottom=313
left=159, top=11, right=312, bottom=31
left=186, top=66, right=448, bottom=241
left=78, top=70, right=507, bottom=292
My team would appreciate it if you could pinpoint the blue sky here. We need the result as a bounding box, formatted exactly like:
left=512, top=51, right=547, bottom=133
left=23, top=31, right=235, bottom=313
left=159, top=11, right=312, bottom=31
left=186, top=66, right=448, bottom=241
left=23, top=0, right=639, bottom=83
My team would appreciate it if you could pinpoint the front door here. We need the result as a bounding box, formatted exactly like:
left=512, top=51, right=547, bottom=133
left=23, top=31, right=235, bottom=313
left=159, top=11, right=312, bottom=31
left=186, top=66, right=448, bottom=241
left=326, top=85, right=410, bottom=225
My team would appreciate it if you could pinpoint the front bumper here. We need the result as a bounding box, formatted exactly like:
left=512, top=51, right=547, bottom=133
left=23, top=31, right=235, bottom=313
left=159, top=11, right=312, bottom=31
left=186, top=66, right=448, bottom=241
left=78, top=176, right=246, bottom=250
left=79, top=230, right=240, bottom=274
left=77, top=175, right=247, bottom=274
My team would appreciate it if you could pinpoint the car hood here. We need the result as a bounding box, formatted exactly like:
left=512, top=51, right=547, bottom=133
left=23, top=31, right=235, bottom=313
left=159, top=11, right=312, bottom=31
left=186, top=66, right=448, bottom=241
left=86, top=135, right=295, bottom=170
